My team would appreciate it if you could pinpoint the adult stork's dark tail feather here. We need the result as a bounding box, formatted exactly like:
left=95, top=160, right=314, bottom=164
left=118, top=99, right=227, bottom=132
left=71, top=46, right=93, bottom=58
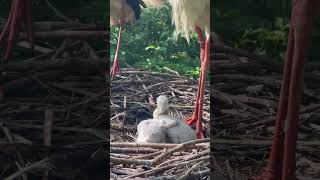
left=126, top=0, right=146, bottom=20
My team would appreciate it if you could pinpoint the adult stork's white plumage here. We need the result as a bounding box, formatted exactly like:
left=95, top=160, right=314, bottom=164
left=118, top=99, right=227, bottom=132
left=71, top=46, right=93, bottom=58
left=110, top=0, right=146, bottom=78
left=167, top=0, right=210, bottom=139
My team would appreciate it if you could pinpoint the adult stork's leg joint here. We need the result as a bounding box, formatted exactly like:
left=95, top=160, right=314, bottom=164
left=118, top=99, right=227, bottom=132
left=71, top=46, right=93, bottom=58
left=195, top=26, right=205, bottom=61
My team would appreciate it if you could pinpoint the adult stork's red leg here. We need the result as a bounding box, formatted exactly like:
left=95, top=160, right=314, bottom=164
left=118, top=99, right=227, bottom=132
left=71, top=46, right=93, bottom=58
left=185, top=27, right=209, bottom=139
left=110, top=8, right=127, bottom=80
left=255, top=1, right=319, bottom=179
left=0, top=1, right=14, bottom=45
left=255, top=15, right=295, bottom=180
left=3, top=0, right=20, bottom=60
left=281, top=1, right=319, bottom=179
left=0, top=0, right=34, bottom=60
left=0, top=0, right=34, bottom=99
left=196, top=26, right=206, bottom=62
left=185, top=27, right=205, bottom=127
left=110, top=24, right=123, bottom=79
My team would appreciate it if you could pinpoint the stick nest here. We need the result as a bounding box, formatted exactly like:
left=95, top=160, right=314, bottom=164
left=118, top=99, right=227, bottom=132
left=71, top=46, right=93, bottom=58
left=0, top=40, right=107, bottom=180
left=211, top=44, right=320, bottom=180
left=110, top=69, right=211, bottom=179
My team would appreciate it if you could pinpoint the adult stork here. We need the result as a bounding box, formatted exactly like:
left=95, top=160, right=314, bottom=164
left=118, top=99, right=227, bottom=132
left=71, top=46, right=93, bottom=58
left=166, top=0, right=210, bottom=139
left=110, top=0, right=146, bottom=79
left=255, top=1, right=320, bottom=180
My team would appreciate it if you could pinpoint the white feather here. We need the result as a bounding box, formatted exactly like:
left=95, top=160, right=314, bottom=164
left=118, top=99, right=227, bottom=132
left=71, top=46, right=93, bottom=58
left=168, top=0, right=210, bottom=43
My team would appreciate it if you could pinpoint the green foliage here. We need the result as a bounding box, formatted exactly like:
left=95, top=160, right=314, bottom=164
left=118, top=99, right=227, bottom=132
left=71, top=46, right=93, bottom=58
left=236, top=17, right=289, bottom=58
left=110, top=6, right=202, bottom=79
left=214, top=0, right=320, bottom=62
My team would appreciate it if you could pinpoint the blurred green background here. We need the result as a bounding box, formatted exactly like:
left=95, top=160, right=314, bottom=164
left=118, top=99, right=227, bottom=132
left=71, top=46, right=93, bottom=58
left=1, top=0, right=320, bottom=78
left=214, top=0, right=320, bottom=61
left=110, top=5, right=201, bottom=78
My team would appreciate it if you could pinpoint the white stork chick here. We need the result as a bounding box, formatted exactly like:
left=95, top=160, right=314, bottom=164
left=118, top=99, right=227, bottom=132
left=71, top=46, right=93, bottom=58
left=136, top=119, right=166, bottom=143
left=153, top=95, right=196, bottom=143
left=136, top=117, right=197, bottom=144
left=136, top=96, right=196, bottom=144
left=135, top=96, right=169, bottom=143
left=136, top=95, right=196, bottom=144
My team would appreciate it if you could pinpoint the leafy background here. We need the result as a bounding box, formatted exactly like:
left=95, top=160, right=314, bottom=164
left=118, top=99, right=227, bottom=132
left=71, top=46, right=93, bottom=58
left=1, top=0, right=320, bottom=78
left=214, top=0, right=320, bottom=61
left=110, top=5, right=202, bottom=78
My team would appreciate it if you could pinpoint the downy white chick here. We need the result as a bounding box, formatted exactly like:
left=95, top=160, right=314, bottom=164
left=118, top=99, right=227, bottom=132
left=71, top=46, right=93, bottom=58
left=136, top=95, right=196, bottom=143
left=153, top=95, right=196, bottom=143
